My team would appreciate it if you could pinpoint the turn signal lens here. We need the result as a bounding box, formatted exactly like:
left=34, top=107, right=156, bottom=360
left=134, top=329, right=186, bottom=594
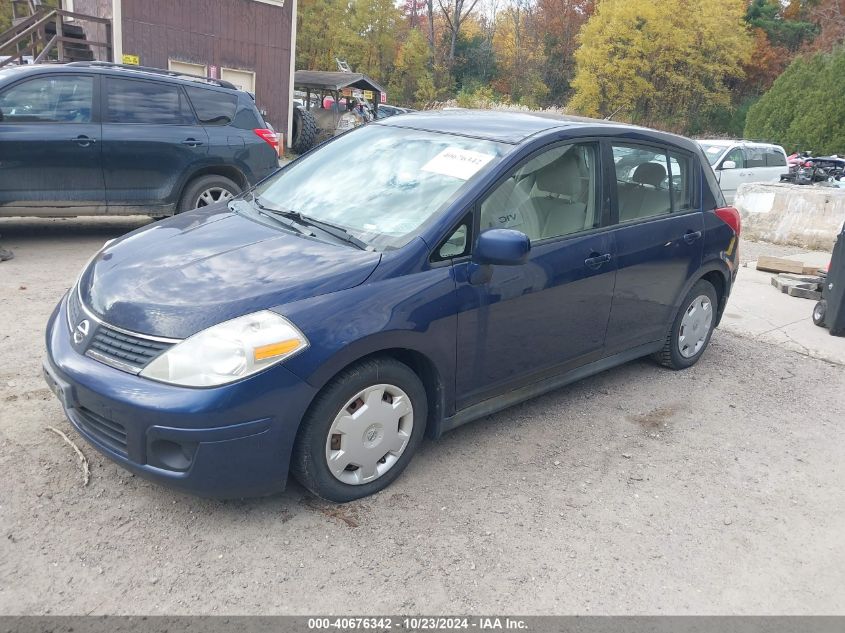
left=254, top=339, right=303, bottom=361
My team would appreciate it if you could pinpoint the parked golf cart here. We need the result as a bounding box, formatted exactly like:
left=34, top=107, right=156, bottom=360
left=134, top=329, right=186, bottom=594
left=290, top=70, right=386, bottom=154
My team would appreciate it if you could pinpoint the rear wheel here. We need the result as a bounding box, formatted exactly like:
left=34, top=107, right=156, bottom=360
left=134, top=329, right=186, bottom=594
left=178, top=174, right=241, bottom=213
left=654, top=279, right=718, bottom=370
left=291, top=357, right=427, bottom=502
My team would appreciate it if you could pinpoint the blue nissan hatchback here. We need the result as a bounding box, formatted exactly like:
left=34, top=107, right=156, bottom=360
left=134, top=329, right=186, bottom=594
left=44, top=111, right=740, bottom=501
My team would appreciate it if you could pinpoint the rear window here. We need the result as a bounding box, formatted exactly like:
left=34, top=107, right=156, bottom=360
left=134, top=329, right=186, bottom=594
left=765, top=149, right=787, bottom=167
left=106, top=78, right=194, bottom=124
left=185, top=86, right=238, bottom=125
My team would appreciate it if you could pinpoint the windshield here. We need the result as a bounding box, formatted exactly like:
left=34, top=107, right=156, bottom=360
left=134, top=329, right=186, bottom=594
left=699, top=143, right=728, bottom=165
left=254, top=124, right=509, bottom=250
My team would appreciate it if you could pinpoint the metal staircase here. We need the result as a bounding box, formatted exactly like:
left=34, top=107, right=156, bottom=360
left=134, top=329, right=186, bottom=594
left=1, top=0, right=113, bottom=68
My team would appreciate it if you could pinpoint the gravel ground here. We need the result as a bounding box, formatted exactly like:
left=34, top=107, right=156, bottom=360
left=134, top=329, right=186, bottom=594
left=0, top=217, right=843, bottom=615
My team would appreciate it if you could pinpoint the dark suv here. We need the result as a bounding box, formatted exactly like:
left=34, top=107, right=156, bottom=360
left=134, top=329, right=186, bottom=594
left=0, top=62, right=279, bottom=217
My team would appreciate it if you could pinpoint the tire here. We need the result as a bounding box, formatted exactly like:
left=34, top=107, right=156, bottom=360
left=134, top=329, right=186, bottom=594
left=291, top=357, right=428, bottom=502
left=813, top=299, right=827, bottom=327
left=178, top=174, right=241, bottom=213
left=291, top=107, right=318, bottom=154
left=653, top=279, right=719, bottom=370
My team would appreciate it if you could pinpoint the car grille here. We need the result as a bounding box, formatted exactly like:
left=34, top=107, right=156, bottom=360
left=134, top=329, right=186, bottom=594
left=87, top=325, right=174, bottom=372
left=75, top=407, right=128, bottom=456
left=67, top=285, right=177, bottom=373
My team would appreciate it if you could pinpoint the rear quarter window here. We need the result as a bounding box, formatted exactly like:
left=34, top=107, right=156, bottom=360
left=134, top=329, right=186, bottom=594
left=765, top=149, right=787, bottom=167
left=185, top=86, right=238, bottom=125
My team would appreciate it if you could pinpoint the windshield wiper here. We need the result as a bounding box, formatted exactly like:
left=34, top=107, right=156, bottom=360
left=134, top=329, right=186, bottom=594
left=248, top=198, right=316, bottom=238
left=254, top=197, right=369, bottom=250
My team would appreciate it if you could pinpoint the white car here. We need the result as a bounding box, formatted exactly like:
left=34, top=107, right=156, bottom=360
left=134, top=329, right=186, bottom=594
left=698, top=140, right=788, bottom=204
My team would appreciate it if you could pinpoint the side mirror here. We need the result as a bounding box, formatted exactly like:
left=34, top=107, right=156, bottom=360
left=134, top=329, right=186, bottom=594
left=473, top=228, right=530, bottom=266
left=721, top=160, right=737, bottom=170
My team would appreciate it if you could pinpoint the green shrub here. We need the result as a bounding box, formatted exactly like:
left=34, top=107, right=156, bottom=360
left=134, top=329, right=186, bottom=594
left=745, top=48, right=845, bottom=154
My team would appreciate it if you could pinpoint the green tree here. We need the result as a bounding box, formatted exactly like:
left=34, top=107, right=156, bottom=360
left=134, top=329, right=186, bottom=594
left=745, top=48, right=845, bottom=154
left=296, top=0, right=354, bottom=71
left=387, top=28, right=437, bottom=105
left=746, top=0, right=818, bottom=51
left=568, top=0, right=753, bottom=130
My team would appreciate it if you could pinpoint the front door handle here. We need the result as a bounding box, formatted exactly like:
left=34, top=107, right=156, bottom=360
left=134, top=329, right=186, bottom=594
left=182, top=138, right=204, bottom=146
left=71, top=135, right=96, bottom=147
left=683, top=230, right=702, bottom=244
left=584, top=253, right=612, bottom=269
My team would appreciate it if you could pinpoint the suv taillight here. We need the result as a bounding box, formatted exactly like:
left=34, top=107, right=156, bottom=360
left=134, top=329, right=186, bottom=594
left=715, top=206, right=741, bottom=237
left=254, top=128, right=279, bottom=154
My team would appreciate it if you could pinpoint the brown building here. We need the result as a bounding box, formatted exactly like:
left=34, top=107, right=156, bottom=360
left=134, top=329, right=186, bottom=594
left=65, top=0, right=296, bottom=146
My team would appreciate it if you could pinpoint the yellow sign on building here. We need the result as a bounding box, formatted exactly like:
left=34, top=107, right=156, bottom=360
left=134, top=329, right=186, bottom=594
left=122, top=54, right=140, bottom=65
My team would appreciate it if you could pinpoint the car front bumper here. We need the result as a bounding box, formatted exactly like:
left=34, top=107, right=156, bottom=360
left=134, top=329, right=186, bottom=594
left=43, top=294, right=318, bottom=498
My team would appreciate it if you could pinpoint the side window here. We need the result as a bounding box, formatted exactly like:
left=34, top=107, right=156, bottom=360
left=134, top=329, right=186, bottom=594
left=479, top=143, right=598, bottom=242
left=765, top=149, right=787, bottom=167
left=185, top=86, right=238, bottom=126
left=722, top=147, right=744, bottom=169
left=435, top=224, right=469, bottom=260
left=0, top=75, right=93, bottom=123
left=612, top=143, right=671, bottom=222
left=744, top=147, right=766, bottom=168
left=668, top=151, right=695, bottom=212
left=105, top=78, right=194, bottom=124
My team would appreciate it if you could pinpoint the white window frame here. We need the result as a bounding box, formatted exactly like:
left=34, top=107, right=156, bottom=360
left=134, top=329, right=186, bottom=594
left=220, top=67, right=256, bottom=93
left=168, top=59, right=208, bottom=78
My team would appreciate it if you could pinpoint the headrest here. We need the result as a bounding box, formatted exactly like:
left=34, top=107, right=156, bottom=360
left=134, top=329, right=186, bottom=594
left=535, top=152, right=583, bottom=197
left=632, top=162, right=666, bottom=187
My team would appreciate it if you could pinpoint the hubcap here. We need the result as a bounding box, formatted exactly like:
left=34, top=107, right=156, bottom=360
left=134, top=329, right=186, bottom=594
left=195, top=187, right=234, bottom=208
left=325, top=384, right=414, bottom=485
left=678, top=294, right=713, bottom=358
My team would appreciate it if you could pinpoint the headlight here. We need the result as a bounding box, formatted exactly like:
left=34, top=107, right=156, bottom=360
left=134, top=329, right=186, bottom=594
left=140, top=311, right=308, bottom=387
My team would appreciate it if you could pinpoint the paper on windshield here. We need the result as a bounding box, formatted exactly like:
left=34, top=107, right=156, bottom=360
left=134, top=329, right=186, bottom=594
left=421, top=148, right=495, bottom=180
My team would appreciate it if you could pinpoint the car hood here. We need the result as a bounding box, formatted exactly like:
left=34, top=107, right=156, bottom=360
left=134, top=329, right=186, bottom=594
left=78, top=206, right=381, bottom=339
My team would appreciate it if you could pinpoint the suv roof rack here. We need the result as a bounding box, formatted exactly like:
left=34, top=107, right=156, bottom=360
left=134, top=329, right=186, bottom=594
left=64, top=61, right=238, bottom=90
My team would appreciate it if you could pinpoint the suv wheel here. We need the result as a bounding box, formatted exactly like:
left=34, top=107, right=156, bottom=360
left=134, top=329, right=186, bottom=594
left=654, top=279, right=718, bottom=370
left=291, top=358, right=427, bottom=502
left=178, top=175, right=241, bottom=213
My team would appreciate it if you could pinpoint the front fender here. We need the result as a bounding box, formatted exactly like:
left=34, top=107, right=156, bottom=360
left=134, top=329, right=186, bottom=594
left=273, top=265, right=459, bottom=415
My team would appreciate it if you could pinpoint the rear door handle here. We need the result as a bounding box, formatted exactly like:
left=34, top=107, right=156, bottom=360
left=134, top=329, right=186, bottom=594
left=71, top=135, right=96, bottom=147
left=584, top=253, right=612, bottom=269
left=182, top=138, right=204, bottom=146
left=683, top=230, right=702, bottom=244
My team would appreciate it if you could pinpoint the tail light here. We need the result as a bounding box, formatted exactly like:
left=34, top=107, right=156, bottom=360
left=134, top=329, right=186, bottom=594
left=715, top=206, right=741, bottom=236
left=254, top=128, right=279, bottom=154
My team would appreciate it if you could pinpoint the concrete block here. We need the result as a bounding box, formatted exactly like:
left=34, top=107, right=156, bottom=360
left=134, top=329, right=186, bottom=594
left=736, top=183, right=845, bottom=251
left=787, top=285, right=822, bottom=300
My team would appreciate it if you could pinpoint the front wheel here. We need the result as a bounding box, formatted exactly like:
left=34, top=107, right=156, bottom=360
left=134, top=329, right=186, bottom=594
left=654, top=279, right=718, bottom=370
left=291, top=358, right=427, bottom=502
left=813, top=299, right=827, bottom=327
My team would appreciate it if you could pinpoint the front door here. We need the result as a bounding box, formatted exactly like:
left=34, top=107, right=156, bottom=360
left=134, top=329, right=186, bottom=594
left=714, top=146, right=745, bottom=204
left=605, top=142, right=704, bottom=353
left=454, top=141, right=616, bottom=410
left=100, top=76, right=208, bottom=212
left=0, top=73, right=104, bottom=213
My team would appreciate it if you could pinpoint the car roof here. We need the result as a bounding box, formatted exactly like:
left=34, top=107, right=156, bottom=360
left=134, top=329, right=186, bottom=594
left=378, top=109, right=698, bottom=149
left=697, top=138, right=784, bottom=150
left=1, top=62, right=243, bottom=95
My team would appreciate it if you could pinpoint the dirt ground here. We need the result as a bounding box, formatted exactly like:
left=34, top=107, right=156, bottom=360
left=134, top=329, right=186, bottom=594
left=0, top=217, right=843, bottom=615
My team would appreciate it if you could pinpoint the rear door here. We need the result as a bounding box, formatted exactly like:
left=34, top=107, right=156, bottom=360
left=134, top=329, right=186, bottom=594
left=0, top=73, right=104, bottom=213
left=604, top=141, right=704, bottom=353
left=763, top=146, right=788, bottom=181
left=100, top=76, right=208, bottom=213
